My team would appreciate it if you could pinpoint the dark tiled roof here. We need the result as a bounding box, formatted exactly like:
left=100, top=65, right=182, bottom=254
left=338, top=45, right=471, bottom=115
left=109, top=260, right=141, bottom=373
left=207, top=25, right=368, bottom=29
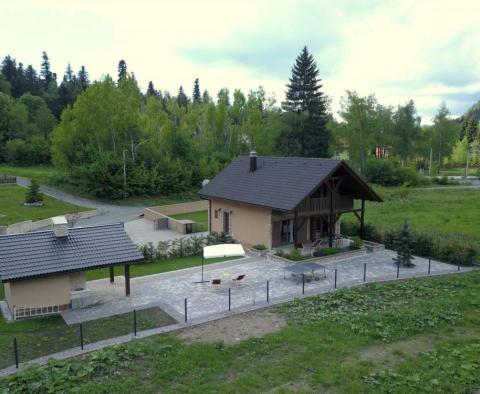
left=0, top=223, right=143, bottom=282
left=198, top=156, right=381, bottom=211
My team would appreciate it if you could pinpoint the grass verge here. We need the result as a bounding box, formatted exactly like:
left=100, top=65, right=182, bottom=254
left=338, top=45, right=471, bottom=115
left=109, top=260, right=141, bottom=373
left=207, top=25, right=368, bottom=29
left=0, top=185, right=89, bottom=225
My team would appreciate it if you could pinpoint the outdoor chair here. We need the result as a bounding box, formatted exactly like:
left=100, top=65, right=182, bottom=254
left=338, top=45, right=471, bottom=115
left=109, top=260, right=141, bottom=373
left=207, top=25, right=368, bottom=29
left=211, top=278, right=221, bottom=286
left=232, top=274, right=245, bottom=285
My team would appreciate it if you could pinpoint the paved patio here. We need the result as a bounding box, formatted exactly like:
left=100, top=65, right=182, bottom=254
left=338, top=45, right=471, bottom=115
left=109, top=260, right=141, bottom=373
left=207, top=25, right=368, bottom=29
left=124, top=218, right=207, bottom=245
left=62, top=249, right=474, bottom=325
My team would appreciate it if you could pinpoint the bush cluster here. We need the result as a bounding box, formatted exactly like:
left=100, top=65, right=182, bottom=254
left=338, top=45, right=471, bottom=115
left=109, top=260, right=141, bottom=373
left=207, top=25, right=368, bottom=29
left=341, top=221, right=477, bottom=266
left=312, top=247, right=341, bottom=257
left=139, top=232, right=235, bottom=262
left=365, top=159, right=427, bottom=187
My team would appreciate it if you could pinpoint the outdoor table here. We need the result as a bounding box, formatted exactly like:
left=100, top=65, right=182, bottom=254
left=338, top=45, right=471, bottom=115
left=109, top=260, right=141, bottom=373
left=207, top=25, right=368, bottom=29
left=283, top=262, right=327, bottom=283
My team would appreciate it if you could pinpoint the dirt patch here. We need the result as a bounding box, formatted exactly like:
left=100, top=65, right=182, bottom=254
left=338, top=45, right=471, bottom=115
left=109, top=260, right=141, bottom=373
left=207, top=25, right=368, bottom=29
left=358, top=327, right=480, bottom=369
left=178, top=308, right=286, bottom=345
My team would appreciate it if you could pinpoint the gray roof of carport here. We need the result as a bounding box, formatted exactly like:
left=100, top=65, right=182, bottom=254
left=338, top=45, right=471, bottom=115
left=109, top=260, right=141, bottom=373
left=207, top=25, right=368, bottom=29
left=0, top=223, right=143, bottom=282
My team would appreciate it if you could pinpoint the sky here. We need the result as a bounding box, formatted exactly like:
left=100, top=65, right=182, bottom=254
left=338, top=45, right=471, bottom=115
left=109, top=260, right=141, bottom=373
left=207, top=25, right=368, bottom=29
left=1, top=0, right=479, bottom=123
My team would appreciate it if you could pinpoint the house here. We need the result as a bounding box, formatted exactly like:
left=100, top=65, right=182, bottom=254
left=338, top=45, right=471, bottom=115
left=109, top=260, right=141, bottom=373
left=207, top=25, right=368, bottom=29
left=0, top=217, right=143, bottom=320
left=198, top=152, right=382, bottom=249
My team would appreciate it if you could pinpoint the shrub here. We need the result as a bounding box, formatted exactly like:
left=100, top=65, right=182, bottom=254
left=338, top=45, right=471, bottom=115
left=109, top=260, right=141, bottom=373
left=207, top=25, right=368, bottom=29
left=349, top=236, right=363, bottom=250
left=288, top=249, right=304, bottom=261
left=275, top=249, right=285, bottom=257
left=313, top=247, right=341, bottom=257
left=341, top=220, right=478, bottom=266
left=252, top=244, right=267, bottom=251
left=365, top=159, right=426, bottom=187
left=25, top=179, right=43, bottom=203
left=393, top=221, right=415, bottom=267
left=207, top=231, right=234, bottom=245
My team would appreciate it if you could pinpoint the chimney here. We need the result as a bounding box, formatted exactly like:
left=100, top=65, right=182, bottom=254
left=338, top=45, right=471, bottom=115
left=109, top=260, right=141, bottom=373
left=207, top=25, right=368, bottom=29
left=249, top=150, right=257, bottom=172
left=52, top=216, right=69, bottom=238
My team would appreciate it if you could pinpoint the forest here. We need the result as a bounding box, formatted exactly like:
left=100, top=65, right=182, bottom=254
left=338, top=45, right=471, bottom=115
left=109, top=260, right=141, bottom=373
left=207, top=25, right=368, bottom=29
left=0, top=48, right=479, bottom=199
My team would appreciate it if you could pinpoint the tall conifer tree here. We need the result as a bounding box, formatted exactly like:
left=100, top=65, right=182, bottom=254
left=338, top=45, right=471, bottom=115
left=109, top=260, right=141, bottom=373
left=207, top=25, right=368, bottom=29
left=146, top=81, right=157, bottom=97
left=283, top=46, right=330, bottom=157
left=117, top=60, right=127, bottom=82
left=192, top=78, right=201, bottom=103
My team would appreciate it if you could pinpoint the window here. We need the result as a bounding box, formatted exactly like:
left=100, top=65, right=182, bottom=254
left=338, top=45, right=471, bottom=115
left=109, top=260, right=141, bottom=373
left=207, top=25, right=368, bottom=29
left=214, top=209, right=218, bottom=219
left=280, top=219, right=294, bottom=243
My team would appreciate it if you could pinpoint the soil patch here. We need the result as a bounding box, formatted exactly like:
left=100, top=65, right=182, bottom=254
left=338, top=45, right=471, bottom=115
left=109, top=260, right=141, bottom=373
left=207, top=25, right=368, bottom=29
left=178, top=308, right=286, bottom=345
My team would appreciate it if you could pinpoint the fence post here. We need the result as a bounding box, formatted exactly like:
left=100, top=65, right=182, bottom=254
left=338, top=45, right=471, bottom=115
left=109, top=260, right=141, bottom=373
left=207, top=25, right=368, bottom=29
left=228, top=288, right=231, bottom=311
left=184, top=298, right=188, bottom=323
left=79, top=323, right=84, bottom=350
left=334, top=269, right=337, bottom=289
left=458, top=264, right=461, bottom=271
left=363, top=263, right=367, bottom=282
left=13, top=337, right=18, bottom=369
left=396, top=263, right=400, bottom=278
left=428, top=257, right=431, bottom=275
left=302, top=274, right=305, bottom=295
left=133, top=310, right=137, bottom=336
left=267, top=280, right=270, bottom=303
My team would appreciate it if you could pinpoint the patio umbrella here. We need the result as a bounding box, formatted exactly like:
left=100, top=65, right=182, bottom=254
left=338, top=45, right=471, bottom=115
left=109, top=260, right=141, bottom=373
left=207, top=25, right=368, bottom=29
left=195, top=243, right=246, bottom=283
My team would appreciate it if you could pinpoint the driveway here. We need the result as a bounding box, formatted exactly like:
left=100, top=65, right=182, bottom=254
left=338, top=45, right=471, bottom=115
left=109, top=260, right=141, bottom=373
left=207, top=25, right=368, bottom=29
left=16, top=177, right=144, bottom=226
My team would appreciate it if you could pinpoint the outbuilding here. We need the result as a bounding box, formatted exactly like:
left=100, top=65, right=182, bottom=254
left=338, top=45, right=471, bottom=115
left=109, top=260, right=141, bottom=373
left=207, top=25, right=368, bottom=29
left=0, top=217, right=143, bottom=320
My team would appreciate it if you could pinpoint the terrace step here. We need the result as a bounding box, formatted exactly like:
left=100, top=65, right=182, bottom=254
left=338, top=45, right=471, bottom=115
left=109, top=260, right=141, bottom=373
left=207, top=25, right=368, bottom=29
left=363, top=240, right=385, bottom=252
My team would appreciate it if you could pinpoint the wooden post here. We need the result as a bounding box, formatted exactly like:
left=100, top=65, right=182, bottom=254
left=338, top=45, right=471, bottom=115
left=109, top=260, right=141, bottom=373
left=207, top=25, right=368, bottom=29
left=293, top=210, right=298, bottom=247
left=360, top=199, right=365, bottom=239
left=109, top=267, right=114, bottom=284
left=329, top=180, right=335, bottom=247
left=125, top=264, right=130, bottom=297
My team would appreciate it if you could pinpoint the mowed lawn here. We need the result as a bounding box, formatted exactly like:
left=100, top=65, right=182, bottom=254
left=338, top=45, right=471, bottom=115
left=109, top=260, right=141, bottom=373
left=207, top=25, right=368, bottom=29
left=170, top=210, right=208, bottom=232
left=0, top=255, right=235, bottom=369
left=0, top=185, right=88, bottom=225
left=0, top=165, right=58, bottom=186
left=2, top=272, right=480, bottom=392
left=344, top=187, right=480, bottom=239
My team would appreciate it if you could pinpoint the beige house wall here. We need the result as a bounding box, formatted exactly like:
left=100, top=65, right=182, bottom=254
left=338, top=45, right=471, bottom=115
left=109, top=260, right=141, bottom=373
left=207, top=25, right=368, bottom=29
left=7, top=274, right=71, bottom=309
left=210, top=198, right=272, bottom=248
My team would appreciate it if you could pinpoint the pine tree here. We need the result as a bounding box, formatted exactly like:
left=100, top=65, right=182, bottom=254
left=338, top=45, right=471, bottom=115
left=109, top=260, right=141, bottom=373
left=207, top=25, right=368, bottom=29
left=146, top=81, right=157, bottom=97
left=25, top=179, right=43, bottom=204
left=467, top=117, right=479, bottom=143
left=177, top=86, right=188, bottom=107
left=40, top=51, right=53, bottom=87
left=393, top=220, right=415, bottom=267
left=25, top=65, right=40, bottom=95
left=77, top=66, right=89, bottom=90
left=283, top=46, right=330, bottom=157
left=117, top=60, right=127, bottom=82
left=202, top=89, right=211, bottom=103
left=192, top=78, right=201, bottom=103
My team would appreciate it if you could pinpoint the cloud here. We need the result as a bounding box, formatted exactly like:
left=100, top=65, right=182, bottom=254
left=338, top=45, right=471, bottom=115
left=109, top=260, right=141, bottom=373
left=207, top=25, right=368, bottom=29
left=1, top=0, right=479, bottom=122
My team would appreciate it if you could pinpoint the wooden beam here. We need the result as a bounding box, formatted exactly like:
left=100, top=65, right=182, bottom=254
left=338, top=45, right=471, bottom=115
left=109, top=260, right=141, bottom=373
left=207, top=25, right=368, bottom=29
left=109, top=267, right=114, bottom=284
left=360, top=198, right=365, bottom=239
left=329, top=179, right=335, bottom=247
left=293, top=210, right=298, bottom=247
left=125, top=264, right=130, bottom=297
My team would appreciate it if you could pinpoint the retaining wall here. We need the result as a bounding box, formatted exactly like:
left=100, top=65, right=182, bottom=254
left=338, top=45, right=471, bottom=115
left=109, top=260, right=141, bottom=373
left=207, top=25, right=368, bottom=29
left=4, top=209, right=100, bottom=235
left=144, top=200, right=207, bottom=219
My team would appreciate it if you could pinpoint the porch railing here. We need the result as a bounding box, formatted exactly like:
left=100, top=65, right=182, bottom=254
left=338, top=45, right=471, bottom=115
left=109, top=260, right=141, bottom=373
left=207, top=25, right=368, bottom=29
left=297, top=195, right=353, bottom=215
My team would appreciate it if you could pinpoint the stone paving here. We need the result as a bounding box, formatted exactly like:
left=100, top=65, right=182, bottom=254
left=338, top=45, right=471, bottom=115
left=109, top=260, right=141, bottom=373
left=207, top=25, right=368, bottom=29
left=62, top=249, right=474, bottom=325
left=124, top=218, right=208, bottom=245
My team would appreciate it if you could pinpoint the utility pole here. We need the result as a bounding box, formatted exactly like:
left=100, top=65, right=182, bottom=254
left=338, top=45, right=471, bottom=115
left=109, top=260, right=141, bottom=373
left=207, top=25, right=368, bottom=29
left=123, top=149, right=127, bottom=200
left=465, top=143, right=470, bottom=179
left=429, top=147, right=433, bottom=177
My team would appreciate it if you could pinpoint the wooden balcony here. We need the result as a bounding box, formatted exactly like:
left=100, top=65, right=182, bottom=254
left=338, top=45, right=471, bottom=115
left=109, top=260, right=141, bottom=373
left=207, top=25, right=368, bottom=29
left=297, top=195, right=354, bottom=216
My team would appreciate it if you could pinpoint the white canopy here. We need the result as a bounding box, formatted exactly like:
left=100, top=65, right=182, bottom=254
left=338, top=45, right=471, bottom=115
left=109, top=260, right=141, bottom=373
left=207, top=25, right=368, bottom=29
left=203, top=243, right=245, bottom=259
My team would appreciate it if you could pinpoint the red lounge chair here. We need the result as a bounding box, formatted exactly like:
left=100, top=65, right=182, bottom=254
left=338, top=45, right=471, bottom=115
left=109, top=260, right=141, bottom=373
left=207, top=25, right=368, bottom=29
left=232, top=274, right=245, bottom=285
left=211, top=278, right=221, bottom=285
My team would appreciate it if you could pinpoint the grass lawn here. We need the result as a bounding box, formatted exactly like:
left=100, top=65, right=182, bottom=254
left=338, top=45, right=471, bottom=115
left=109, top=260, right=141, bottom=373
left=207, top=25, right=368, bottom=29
left=0, top=255, right=235, bottom=369
left=0, top=185, right=89, bottom=226
left=170, top=210, right=208, bottom=232
left=344, top=186, right=480, bottom=240
left=2, top=271, right=480, bottom=392
left=86, top=254, right=236, bottom=281
left=438, top=167, right=478, bottom=177
left=0, top=165, right=58, bottom=186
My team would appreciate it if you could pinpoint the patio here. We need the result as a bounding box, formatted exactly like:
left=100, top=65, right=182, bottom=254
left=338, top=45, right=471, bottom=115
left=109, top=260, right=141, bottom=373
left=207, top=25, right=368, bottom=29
left=62, top=249, right=475, bottom=325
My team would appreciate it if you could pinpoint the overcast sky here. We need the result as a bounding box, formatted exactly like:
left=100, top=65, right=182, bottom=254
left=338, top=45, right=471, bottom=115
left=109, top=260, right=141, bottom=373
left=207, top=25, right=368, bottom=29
left=1, top=0, right=479, bottom=123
